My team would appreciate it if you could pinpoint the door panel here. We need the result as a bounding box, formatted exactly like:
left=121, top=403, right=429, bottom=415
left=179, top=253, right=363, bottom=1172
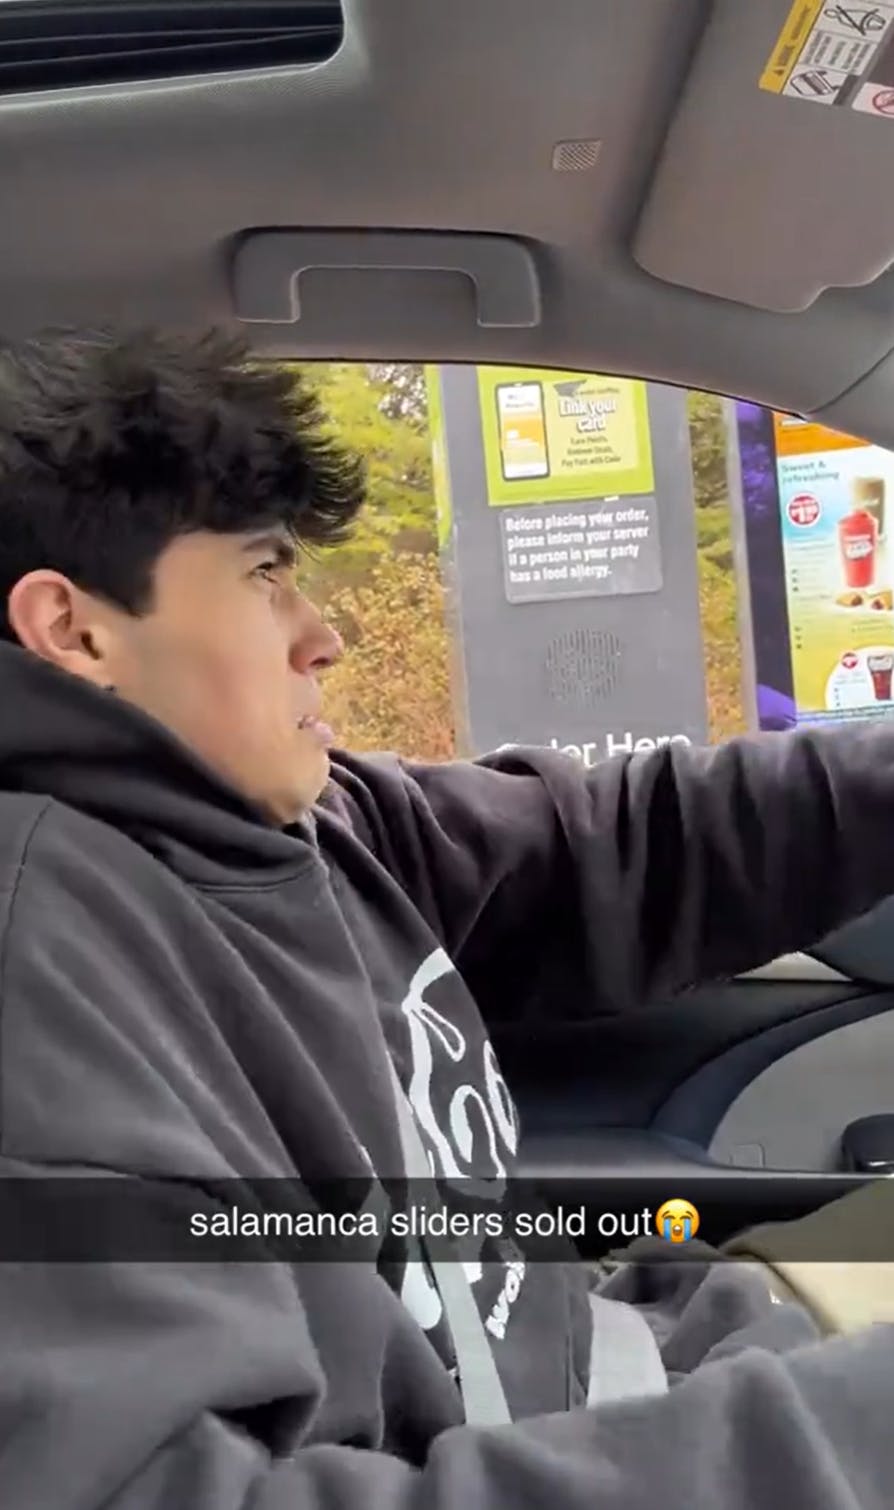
left=491, top=981, right=878, bottom=1140
left=489, top=899, right=894, bottom=1249
left=652, top=990, right=894, bottom=1154
left=706, top=1011, right=894, bottom=1171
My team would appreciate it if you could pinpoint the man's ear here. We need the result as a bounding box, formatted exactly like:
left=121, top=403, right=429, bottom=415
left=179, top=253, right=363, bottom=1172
left=6, top=571, right=118, bottom=689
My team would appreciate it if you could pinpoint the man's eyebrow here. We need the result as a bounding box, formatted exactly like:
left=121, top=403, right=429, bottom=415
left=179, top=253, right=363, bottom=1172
left=240, top=534, right=298, bottom=567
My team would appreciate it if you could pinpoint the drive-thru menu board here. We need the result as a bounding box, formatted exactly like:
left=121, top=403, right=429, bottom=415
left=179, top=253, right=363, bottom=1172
left=777, top=415, right=894, bottom=716
left=731, top=404, right=894, bottom=731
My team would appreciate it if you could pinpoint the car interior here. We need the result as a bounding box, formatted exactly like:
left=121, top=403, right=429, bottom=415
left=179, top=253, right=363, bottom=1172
left=5, top=0, right=894, bottom=1252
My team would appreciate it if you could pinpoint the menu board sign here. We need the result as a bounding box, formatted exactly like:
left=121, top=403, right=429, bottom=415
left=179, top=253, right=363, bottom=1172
left=730, top=403, right=894, bottom=729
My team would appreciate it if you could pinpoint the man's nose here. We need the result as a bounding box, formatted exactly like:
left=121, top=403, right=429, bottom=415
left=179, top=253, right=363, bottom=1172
left=289, top=599, right=344, bottom=673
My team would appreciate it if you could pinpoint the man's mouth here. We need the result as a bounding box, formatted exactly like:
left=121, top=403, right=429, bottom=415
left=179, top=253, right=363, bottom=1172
left=296, top=713, right=334, bottom=747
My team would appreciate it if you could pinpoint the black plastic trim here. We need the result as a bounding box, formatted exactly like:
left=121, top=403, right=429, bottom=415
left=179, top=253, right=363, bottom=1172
left=652, top=989, right=894, bottom=1147
left=0, top=0, right=342, bottom=93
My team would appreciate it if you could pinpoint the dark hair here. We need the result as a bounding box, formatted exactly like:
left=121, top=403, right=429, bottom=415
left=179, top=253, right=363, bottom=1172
left=0, top=327, right=366, bottom=640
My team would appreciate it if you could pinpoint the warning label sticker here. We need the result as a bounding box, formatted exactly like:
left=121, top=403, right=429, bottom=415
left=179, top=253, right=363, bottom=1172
left=761, top=1, right=894, bottom=113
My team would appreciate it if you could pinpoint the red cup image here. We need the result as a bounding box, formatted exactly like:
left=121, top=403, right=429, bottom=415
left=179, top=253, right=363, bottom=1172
left=839, top=507, right=878, bottom=590
left=867, top=651, right=894, bottom=702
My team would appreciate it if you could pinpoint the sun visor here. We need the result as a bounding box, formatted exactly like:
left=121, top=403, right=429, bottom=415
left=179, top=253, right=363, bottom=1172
left=632, top=0, right=894, bottom=313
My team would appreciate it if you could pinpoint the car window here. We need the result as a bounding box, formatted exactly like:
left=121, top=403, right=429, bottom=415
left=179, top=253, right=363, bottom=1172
left=290, top=363, right=892, bottom=763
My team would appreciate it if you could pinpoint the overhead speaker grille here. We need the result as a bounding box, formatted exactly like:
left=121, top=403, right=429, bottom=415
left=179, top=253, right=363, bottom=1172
left=552, top=140, right=602, bottom=172
left=543, top=628, right=624, bottom=706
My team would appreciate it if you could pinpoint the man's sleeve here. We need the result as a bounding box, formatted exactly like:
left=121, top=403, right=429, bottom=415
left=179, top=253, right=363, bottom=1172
left=0, top=1225, right=891, bottom=1510
left=325, top=723, right=894, bottom=1015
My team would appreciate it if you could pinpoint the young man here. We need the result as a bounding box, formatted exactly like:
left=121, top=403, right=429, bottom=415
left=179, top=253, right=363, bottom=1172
left=0, top=327, right=891, bottom=1510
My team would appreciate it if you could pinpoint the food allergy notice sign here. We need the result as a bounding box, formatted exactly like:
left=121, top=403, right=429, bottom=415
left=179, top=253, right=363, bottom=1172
left=760, top=0, right=894, bottom=116
left=499, top=499, right=662, bottom=604
left=427, top=366, right=708, bottom=761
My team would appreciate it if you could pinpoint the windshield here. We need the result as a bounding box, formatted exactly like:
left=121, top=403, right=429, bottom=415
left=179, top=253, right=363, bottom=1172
left=290, top=362, right=892, bottom=764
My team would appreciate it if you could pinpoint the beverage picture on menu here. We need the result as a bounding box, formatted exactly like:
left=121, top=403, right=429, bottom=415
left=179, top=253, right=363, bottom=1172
left=836, top=478, right=892, bottom=611
left=773, top=415, right=894, bottom=721
left=868, top=651, right=894, bottom=703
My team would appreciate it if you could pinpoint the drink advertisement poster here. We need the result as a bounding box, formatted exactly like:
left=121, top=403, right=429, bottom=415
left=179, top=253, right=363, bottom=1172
left=731, top=402, right=894, bottom=731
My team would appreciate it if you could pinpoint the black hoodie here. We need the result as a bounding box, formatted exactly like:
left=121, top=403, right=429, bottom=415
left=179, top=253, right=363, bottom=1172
left=0, top=638, right=893, bottom=1510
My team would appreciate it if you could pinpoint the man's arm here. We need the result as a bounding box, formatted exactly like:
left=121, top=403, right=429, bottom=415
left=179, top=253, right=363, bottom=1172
left=0, top=1226, right=891, bottom=1510
left=324, top=723, right=894, bottom=1014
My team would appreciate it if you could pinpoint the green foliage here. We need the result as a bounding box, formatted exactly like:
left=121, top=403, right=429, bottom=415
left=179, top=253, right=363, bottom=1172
left=697, top=500, right=735, bottom=573
left=365, top=363, right=428, bottom=429
left=322, top=551, right=455, bottom=760
left=687, top=389, right=728, bottom=510
left=285, top=362, right=434, bottom=604
left=684, top=389, right=744, bottom=736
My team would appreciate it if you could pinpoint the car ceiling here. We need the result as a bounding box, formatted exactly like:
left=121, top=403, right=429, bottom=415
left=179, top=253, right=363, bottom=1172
left=4, top=0, right=894, bottom=445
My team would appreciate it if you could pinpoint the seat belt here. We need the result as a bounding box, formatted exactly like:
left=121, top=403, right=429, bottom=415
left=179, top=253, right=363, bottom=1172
left=586, top=1291, right=668, bottom=1405
left=385, top=1058, right=667, bottom=1419
left=384, top=1055, right=512, bottom=1429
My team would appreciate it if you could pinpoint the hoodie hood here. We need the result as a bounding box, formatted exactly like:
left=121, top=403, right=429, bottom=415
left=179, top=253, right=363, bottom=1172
left=0, top=639, right=316, bottom=886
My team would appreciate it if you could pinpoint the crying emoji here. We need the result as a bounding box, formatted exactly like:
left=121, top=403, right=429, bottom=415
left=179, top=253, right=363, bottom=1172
left=655, top=1198, right=700, bottom=1244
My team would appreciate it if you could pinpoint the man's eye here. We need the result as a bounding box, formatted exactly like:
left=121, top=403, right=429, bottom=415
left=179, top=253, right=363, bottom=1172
left=255, top=561, right=280, bottom=583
